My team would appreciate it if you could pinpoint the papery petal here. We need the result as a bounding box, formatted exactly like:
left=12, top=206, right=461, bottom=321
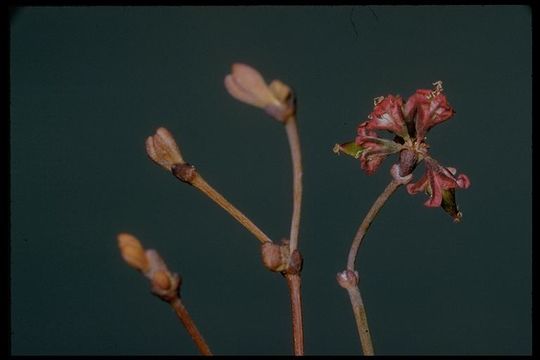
left=406, top=172, right=429, bottom=195
left=365, top=95, right=409, bottom=138
left=355, top=121, right=403, bottom=175
left=360, top=153, right=386, bottom=175
left=425, top=168, right=443, bottom=207
left=405, top=88, right=454, bottom=140
left=408, top=158, right=470, bottom=214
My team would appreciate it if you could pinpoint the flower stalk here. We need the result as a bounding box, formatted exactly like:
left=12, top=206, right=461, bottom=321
left=117, top=233, right=212, bottom=356
left=224, top=63, right=305, bottom=355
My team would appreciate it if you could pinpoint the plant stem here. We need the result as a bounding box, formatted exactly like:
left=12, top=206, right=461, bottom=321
left=342, top=179, right=401, bottom=355
left=170, top=297, right=213, bottom=356
left=285, top=273, right=304, bottom=356
left=284, top=115, right=305, bottom=355
left=347, top=179, right=401, bottom=270
left=284, top=116, right=303, bottom=253
left=190, top=174, right=273, bottom=244
left=346, top=285, right=374, bottom=356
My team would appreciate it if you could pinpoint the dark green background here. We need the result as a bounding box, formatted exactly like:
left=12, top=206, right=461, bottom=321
left=10, top=6, right=532, bottom=355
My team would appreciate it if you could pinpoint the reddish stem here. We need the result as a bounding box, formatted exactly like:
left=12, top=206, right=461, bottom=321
left=285, top=273, right=304, bottom=355
left=170, top=297, right=213, bottom=356
left=347, top=180, right=401, bottom=270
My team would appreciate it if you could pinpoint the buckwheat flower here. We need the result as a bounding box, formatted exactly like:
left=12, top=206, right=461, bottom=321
left=145, top=127, right=184, bottom=171
left=224, top=63, right=294, bottom=122
left=334, top=81, right=471, bottom=220
left=355, top=122, right=403, bottom=175
left=364, top=95, right=410, bottom=139
left=406, top=157, right=470, bottom=221
left=404, top=86, right=454, bottom=140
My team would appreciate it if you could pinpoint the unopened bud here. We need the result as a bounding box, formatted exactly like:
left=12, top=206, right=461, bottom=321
left=224, top=63, right=295, bottom=122
left=337, top=269, right=359, bottom=289
left=152, top=270, right=172, bottom=291
left=145, top=127, right=184, bottom=171
left=117, top=233, right=150, bottom=272
left=261, top=242, right=290, bottom=273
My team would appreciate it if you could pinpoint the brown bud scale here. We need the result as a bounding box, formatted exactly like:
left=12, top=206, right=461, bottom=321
left=172, top=163, right=197, bottom=184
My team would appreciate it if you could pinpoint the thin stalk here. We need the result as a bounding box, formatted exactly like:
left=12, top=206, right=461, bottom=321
left=347, top=180, right=401, bottom=270
left=346, top=286, right=374, bottom=356
left=170, top=297, right=213, bottom=356
left=191, top=174, right=273, bottom=244
left=284, top=116, right=303, bottom=253
left=343, top=179, right=402, bottom=355
left=283, top=115, right=305, bottom=355
left=285, top=273, right=304, bottom=356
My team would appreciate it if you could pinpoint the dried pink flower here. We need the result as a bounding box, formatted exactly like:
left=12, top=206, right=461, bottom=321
left=335, top=81, right=471, bottom=220
left=406, top=158, right=470, bottom=221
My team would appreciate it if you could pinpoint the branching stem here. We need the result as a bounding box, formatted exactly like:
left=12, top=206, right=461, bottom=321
left=342, top=179, right=402, bottom=355
left=190, top=174, right=273, bottom=244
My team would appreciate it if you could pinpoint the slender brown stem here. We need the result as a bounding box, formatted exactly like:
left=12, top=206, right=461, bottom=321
left=347, top=180, right=401, bottom=270
left=340, top=179, right=402, bottom=355
left=283, top=115, right=305, bottom=355
left=346, top=286, right=374, bottom=356
left=284, top=116, right=303, bottom=253
left=285, top=273, right=304, bottom=356
left=170, top=297, right=213, bottom=356
left=190, top=174, right=273, bottom=244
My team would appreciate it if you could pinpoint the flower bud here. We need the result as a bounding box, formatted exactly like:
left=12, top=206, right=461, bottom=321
left=337, top=269, right=359, bottom=289
left=260, top=242, right=290, bottom=272
left=144, top=250, right=181, bottom=301
left=145, top=127, right=184, bottom=171
left=152, top=270, right=172, bottom=291
left=117, top=233, right=150, bottom=272
left=224, top=63, right=294, bottom=122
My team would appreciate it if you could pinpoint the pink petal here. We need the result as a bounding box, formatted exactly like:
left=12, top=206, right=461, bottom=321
left=224, top=74, right=267, bottom=108
left=406, top=89, right=454, bottom=140
left=424, top=169, right=443, bottom=207
left=224, top=63, right=279, bottom=109
left=365, top=95, right=409, bottom=138
left=406, top=173, right=428, bottom=195
left=456, top=174, right=471, bottom=189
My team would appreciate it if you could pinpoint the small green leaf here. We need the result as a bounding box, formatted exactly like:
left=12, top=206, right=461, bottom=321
left=333, top=141, right=364, bottom=159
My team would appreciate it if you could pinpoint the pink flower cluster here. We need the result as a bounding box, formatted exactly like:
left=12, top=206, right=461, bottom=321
left=353, top=82, right=470, bottom=221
